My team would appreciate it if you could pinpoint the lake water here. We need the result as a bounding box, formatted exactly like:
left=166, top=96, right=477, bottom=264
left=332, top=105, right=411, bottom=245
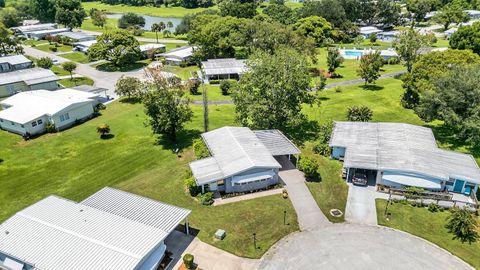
left=106, top=14, right=182, bottom=31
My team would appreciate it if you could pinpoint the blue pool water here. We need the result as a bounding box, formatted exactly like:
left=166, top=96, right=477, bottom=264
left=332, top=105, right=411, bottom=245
left=344, top=51, right=363, bottom=57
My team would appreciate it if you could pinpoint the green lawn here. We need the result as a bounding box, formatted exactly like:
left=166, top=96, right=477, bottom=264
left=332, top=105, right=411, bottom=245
left=23, top=40, right=49, bottom=46
left=82, top=1, right=217, bottom=17
left=0, top=102, right=298, bottom=258
left=93, top=59, right=151, bottom=72
left=188, top=84, right=232, bottom=101
left=376, top=199, right=480, bottom=269
left=59, top=77, right=94, bottom=88
left=312, top=48, right=405, bottom=86
left=51, top=65, right=70, bottom=76
left=35, top=43, right=74, bottom=53
left=162, top=65, right=198, bottom=80
left=61, top=52, right=91, bottom=64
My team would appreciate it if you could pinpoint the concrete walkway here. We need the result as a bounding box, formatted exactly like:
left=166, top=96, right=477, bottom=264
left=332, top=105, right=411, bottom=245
left=213, top=188, right=283, bottom=206
left=169, top=234, right=259, bottom=270
left=324, top=71, right=406, bottom=89
left=279, top=168, right=330, bottom=230
left=259, top=224, right=473, bottom=270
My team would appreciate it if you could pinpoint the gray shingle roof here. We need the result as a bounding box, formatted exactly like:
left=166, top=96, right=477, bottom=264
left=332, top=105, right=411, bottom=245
left=329, top=121, right=480, bottom=184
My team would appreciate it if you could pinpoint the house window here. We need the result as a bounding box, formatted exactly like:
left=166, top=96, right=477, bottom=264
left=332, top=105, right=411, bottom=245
left=11, top=121, right=14, bottom=125
left=20, top=124, right=24, bottom=128
left=37, top=119, right=43, bottom=125
left=59, top=113, right=70, bottom=122
left=217, top=179, right=225, bottom=186
left=446, top=180, right=454, bottom=186
left=32, top=121, right=37, bottom=127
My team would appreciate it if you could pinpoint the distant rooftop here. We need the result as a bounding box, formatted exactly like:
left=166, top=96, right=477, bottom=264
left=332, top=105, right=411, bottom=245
left=329, top=121, right=480, bottom=184
left=0, top=55, right=32, bottom=66
left=0, top=67, right=58, bottom=86
left=201, top=58, right=247, bottom=76
left=55, top=31, right=96, bottom=40
left=158, top=45, right=194, bottom=60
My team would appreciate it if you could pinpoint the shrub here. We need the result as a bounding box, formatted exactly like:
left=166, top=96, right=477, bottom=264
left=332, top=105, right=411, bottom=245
left=185, top=177, right=201, bottom=197
left=183, top=254, right=194, bottom=269
left=334, top=87, right=342, bottom=93
left=346, top=105, right=373, bottom=122
left=445, top=207, right=479, bottom=243
left=428, top=203, right=441, bottom=212
left=200, top=192, right=214, bottom=205
left=96, top=124, right=110, bottom=138
left=46, top=122, right=56, bottom=133
left=298, top=156, right=320, bottom=181
left=386, top=57, right=400, bottom=65
left=193, top=138, right=210, bottom=159
left=318, top=120, right=334, bottom=144
left=209, top=80, right=220, bottom=84
left=186, top=79, right=201, bottom=95
left=220, top=80, right=234, bottom=95
left=313, top=142, right=330, bottom=156
left=36, top=57, right=53, bottom=69
left=96, top=103, right=106, bottom=111
left=49, top=46, right=58, bottom=52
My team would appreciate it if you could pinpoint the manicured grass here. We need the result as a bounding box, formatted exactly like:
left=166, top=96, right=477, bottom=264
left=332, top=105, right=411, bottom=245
left=35, top=43, right=74, bottom=53
left=23, top=40, right=49, bottom=46
left=61, top=52, right=91, bottom=64
left=433, top=38, right=450, bottom=48
left=82, top=1, right=217, bottom=17
left=59, top=77, right=94, bottom=87
left=0, top=102, right=298, bottom=258
left=93, top=59, right=151, bottom=72
left=304, top=144, right=348, bottom=223
left=50, top=65, right=70, bottom=76
left=312, top=48, right=405, bottom=86
left=188, top=84, right=232, bottom=101
left=376, top=199, right=480, bottom=269
left=162, top=65, right=199, bottom=80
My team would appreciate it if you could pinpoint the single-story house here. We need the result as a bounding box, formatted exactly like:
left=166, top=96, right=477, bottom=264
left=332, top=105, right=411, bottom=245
left=26, top=28, right=70, bottom=40
left=377, top=31, right=399, bottom=42
left=329, top=122, right=480, bottom=195
left=21, top=19, right=40, bottom=26
left=73, top=40, right=97, bottom=53
left=0, top=55, right=33, bottom=73
left=0, top=89, right=99, bottom=136
left=189, top=127, right=300, bottom=194
left=157, top=45, right=194, bottom=65
left=0, top=187, right=191, bottom=270
left=445, top=27, right=458, bottom=39
left=425, top=11, right=437, bottom=20
left=0, top=68, right=59, bottom=97
left=55, top=31, right=97, bottom=42
left=465, top=9, right=480, bottom=20
left=11, top=23, right=57, bottom=36
left=72, top=85, right=109, bottom=99
left=359, top=26, right=382, bottom=38
left=140, top=43, right=166, bottom=58
left=201, top=58, right=247, bottom=82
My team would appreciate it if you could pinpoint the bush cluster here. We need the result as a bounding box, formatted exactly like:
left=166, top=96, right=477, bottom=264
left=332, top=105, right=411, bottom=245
left=298, top=156, right=320, bottom=181
left=193, top=138, right=210, bottom=159
left=200, top=192, right=214, bottom=205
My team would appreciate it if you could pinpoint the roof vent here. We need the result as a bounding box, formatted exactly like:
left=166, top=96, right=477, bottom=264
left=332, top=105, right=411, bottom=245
left=5, top=231, right=9, bottom=235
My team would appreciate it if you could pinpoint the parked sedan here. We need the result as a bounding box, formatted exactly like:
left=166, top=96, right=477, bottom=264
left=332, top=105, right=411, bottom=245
left=352, top=170, right=368, bottom=186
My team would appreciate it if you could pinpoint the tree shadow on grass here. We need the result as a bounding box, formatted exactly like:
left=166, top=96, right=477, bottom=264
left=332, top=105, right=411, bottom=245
left=100, top=134, right=115, bottom=140
left=360, top=84, right=384, bottom=91
left=155, top=129, right=202, bottom=153
left=119, top=97, right=142, bottom=104
left=283, top=116, right=320, bottom=147
left=425, top=123, right=480, bottom=158
left=95, top=61, right=148, bottom=72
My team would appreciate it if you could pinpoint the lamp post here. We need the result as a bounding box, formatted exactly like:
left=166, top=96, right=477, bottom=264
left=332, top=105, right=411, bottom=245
left=253, top=233, right=257, bottom=250
left=283, top=210, right=287, bottom=225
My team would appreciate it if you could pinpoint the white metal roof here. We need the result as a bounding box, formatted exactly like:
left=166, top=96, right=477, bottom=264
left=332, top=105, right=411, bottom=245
left=0, top=55, right=32, bottom=66
left=55, top=31, right=96, bottom=41
left=28, top=28, right=69, bottom=36
left=359, top=26, right=382, bottom=35
left=139, top=43, right=166, bottom=52
left=0, top=89, right=96, bottom=124
left=330, top=122, right=480, bottom=184
left=190, top=127, right=282, bottom=184
left=13, top=23, right=57, bottom=33
left=0, top=68, right=58, bottom=86
left=158, top=46, right=194, bottom=60
left=254, top=129, right=301, bottom=156
left=383, top=173, right=442, bottom=189
left=73, top=40, right=97, bottom=48
left=81, top=187, right=191, bottom=234
left=201, top=58, right=247, bottom=76
left=0, top=188, right=190, bottom=270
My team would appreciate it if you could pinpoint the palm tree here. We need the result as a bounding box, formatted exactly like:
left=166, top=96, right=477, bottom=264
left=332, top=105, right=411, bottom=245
left=151, top=22, right=166, bottom=43
left=96, top=123, right=111, bottom=138
left=445, top=207, right=479, bottom=244
left=167, top=21, right=173, bottom=30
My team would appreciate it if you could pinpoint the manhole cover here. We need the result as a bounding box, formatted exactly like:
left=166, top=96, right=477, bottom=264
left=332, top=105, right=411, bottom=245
left=330, top=209, right=343, bottom=217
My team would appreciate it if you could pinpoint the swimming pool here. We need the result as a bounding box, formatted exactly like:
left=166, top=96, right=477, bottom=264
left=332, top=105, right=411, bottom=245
left=344, top=51, right=363, bottom=57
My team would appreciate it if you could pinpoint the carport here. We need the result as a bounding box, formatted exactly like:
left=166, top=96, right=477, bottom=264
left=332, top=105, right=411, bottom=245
left=254, top=129, right=301, bottom=169
left=346, top=167, right=378, bottom=186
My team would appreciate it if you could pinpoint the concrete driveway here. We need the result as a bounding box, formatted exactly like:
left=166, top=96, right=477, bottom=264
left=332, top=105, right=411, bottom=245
left=259, top=224, right=473, bottom=270
left=345, top=184, right=388, bottom=225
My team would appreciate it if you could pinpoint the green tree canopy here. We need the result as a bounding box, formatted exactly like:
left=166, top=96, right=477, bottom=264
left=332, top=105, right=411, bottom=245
left=0, top=23, right=23, bottom=55
left=142, top=69, right=193, bottom=142
left=218, top=0, right=257, bottom=18
left=445, top=207, right=479, bottom=244
left=61, top=61, right=77, bottom=79
left=118, top=12, right=145, bottom=29
left=394, top=29, right=428, bottom=73
left=327, top=47, right=344, bottom=75
left=30, top=0, right=56, bottom=22
left=90, top=8, right=107, bottom=28
left=357, top=51, right=383, bottom=84
left=115, top=76, right=141, bottom=99
left=0, top=7, right=21, bottom=28
left=416, top=65, right=480, bottom=145
left=36, top=57, right=53, bottom=69
left=434, top=0, right=468, bottom=30
left=88, top=30, right=141, bottom=67
left=293, top=16, right=334, bottom=46
left=263, top=3, right=296, bottom=25
left=449, top=22, right=480, bottom=55
left=406, top=0, right=436, bottom=24
left=55, top=0, right=86, bottom=29
left=232, top=47, right=313, bottom=131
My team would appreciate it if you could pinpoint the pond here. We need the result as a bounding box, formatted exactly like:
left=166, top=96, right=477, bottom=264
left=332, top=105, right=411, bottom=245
left=107, top=14, right=182, bottom=31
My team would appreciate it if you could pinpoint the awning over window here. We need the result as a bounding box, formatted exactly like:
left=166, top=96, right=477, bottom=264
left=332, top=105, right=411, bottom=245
left=383, top=173, right=442, bottom=189
left=232, top=170, right=275, bottom=185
